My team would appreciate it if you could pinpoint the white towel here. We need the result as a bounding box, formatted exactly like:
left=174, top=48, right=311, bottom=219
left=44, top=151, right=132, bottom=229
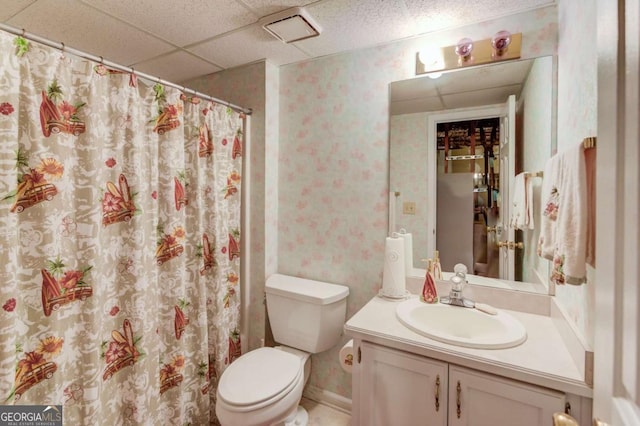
left=551, top=144, right=588, bottom=285
left=537, top=155, right=560, bottom=261
left=510, top=173, right=534, bottom=230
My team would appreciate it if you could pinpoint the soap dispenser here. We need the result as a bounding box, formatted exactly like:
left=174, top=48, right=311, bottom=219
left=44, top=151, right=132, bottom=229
left=421, top=260, right=438, bottom=304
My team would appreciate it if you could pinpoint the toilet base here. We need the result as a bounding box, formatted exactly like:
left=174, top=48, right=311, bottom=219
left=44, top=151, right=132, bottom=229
left=283, top=406, right=308, bottom=426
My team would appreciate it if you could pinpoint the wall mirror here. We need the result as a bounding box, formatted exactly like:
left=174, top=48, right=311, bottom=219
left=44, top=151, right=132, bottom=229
left=389, top=56, right=556, bottom=295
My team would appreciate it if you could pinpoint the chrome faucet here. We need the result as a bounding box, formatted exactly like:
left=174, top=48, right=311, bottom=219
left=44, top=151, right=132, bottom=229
left=440, top=264, right=475, bottom=308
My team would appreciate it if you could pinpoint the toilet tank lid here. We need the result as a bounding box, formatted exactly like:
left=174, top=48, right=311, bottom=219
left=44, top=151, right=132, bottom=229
left=265, top=274, right=349, bottom=305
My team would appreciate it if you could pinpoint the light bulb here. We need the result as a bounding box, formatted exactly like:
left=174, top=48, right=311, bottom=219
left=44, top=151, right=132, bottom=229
left=455, top=38, right=474, bottom=63
left=492, top=30, right=512, bottom=57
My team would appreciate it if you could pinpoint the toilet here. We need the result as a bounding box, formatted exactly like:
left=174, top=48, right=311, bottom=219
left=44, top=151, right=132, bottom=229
left=216, top=274, right=349, bottom=426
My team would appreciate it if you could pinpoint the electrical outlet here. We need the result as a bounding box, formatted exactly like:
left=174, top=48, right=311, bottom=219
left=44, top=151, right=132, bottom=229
left=403, top=201, right=416, bottom=215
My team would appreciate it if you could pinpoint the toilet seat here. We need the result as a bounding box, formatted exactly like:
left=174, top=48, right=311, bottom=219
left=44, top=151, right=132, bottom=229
left=218, top=347, right=302, bottom=412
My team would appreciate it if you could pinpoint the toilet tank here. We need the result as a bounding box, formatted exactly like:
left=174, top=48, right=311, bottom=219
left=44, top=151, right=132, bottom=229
left=265, top=274, right=349, bottom=353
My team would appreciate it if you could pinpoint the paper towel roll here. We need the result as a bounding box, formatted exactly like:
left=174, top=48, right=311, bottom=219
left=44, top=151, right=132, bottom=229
left=339, top=339, right=354, bottom=373
left=398, top=229, right=413, bottom=275
left=381, top=234, right=406, bottom=298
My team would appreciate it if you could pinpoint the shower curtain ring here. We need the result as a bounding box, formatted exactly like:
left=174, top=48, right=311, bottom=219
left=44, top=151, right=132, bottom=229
left=99, top=56, right=104, bottom=64
left=60, top=42, right=65, bottom=53
left=21, top=28, right=25, bottom=37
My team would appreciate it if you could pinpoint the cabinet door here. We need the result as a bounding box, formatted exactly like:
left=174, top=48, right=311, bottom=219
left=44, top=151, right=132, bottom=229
left=357, top=341, right=447, bottom=426
left=448, top=365, right=565, bottom=426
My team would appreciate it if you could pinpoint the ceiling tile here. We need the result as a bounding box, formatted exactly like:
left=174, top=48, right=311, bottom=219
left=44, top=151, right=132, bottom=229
left=442, top=84, right=522, bottom=109
left=132, top=50, right=222, bottom=84
left=436, top=60, right=532, bottom=95
left=82, top=0, right=258, bottom=46
left=8, top=0, right=174, bottom=65
left=296, top=0, right=417, bottom=57
left=391, top=96, right=445, bottom=115
left=390, top=78, right=440, bottom=101
left=0, top=0, right=37, bottom=21
left=405, top=0, right=554, bottom=34
left=188, top=24, right=309, bottom=69
left=240, top=0, right=318, bottom=19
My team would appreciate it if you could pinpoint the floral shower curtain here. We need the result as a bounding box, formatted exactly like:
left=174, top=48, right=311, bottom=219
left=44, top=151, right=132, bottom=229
left=0, top=30, right=243, bottom=425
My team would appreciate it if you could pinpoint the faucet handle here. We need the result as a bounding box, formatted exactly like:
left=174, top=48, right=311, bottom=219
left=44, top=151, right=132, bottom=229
left=453, top=263, right=468, bottom=276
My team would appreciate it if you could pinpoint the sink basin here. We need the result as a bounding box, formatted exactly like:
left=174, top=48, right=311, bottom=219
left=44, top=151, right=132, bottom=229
left=395, top=298, right=527, bottom=349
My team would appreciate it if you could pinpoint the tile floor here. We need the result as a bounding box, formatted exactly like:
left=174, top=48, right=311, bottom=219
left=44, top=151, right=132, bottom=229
left=300, top=398, right=351, bottom=425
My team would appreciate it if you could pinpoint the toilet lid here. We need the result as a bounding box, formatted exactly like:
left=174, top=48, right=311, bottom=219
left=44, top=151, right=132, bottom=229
left=218, top=347, right=301, bottom=407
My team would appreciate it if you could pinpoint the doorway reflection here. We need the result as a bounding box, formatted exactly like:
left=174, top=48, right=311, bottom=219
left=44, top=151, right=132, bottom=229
left=436, top=118, right=500, bottom=278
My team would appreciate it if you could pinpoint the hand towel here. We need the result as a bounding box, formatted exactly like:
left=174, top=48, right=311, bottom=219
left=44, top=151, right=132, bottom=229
left=525, top=173, right=535, bottom=230
left=537, top=155, right=560, bottom=261
left=509, top=173, right=528, bottom=229
left=551, top=144, right=588, bottom=285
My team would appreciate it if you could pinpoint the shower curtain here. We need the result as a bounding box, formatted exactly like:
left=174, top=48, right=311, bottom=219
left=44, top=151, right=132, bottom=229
left=0, top=30, right=243, bottom=425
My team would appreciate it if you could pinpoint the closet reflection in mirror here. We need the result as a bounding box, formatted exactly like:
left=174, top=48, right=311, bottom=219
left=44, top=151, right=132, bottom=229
left=389, top=56, right=555, bottom=294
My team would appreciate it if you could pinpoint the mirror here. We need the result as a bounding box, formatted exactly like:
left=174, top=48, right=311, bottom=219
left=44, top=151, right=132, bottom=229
left=389, top=56, right=555, bottom=294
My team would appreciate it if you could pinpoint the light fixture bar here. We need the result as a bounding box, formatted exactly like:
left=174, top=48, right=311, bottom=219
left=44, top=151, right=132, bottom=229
left=416, top=32, right=522, bottom=76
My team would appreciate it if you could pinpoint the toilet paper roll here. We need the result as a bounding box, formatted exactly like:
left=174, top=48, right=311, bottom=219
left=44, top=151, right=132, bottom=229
left=381, top=235, right=406, bottom=298
left=339, top=340, right=354, bottom=373
left=398, top=229, right=413, bottom=275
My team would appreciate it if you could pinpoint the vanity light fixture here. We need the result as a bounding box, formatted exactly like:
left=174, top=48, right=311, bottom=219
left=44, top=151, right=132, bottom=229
left=416, top=32, right=521, bottom=76
left=260, top=7, right=322, bottom=43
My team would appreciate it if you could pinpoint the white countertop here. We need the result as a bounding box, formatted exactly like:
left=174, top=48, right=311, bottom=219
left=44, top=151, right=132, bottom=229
left=345, top=294, right=592, bottom=398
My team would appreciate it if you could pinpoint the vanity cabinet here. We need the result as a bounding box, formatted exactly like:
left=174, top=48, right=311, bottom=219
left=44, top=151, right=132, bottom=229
left=353, top=341, right=566, bottom=426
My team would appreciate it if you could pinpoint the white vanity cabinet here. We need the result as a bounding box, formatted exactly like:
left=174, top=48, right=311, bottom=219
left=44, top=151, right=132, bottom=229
left=356, top=341, right=448, bottom=426
left=353, top=341, right=567, bottom=426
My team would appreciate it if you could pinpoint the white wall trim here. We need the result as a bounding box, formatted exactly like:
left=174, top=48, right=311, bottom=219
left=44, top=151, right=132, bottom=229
left=303, top=384, right=352, bottom=415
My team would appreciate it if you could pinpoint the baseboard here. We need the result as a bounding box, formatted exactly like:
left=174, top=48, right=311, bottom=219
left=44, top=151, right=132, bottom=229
left=302, top=384, right=352, bottom=415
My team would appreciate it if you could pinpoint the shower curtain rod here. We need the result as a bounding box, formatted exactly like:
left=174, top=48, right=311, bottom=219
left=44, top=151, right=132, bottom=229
left=0, top=23, right=252, bottom=115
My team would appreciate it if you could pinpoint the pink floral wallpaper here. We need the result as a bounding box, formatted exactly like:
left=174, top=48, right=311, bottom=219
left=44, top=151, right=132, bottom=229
left=186, top=3, right=591, bottom=401
left=521, top=56, right=554, bottom=286
left=390, top=112, right=430, bottom=266
left=554, top=0, right=597, bottom=348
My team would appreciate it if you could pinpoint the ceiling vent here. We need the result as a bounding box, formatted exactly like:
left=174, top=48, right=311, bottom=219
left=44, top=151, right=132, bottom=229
left=260, top=7, right=322, bottom=43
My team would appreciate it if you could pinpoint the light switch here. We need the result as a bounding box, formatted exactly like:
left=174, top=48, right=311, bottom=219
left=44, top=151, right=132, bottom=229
left=403, top=201, right=416, bottom=215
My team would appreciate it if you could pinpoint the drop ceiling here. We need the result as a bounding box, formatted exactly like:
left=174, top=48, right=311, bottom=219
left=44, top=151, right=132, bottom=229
left=390, top=58, right=536, bottom=115
left=1, top=0, right=554, bottom=84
